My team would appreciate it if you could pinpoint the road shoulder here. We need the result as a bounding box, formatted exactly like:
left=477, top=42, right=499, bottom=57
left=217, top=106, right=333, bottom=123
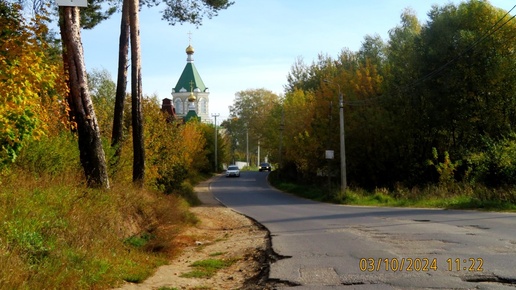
left=116, top=175, right=270, bottom=289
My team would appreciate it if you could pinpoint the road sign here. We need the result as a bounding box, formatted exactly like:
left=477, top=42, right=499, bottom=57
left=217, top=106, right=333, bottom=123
left=56, top=0, right=87, bottom=7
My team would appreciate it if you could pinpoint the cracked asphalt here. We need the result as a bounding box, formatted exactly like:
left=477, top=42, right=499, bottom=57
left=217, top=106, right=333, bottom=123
left=211, top=171, right=516, bottom=289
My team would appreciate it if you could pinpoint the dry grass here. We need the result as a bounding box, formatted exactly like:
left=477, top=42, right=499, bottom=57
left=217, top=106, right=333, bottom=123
left=0, top=94, right=213, bottom=289
left=0, top=169, right=196, bottom=289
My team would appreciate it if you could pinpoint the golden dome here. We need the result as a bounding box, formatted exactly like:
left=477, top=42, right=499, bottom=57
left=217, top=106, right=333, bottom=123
left=188, top=91, right=196, bottom=102
left=186, top=45, right=194, bottom=55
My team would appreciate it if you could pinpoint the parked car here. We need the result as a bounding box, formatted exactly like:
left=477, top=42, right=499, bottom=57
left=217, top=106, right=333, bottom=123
left=259, top=162, right=271, bottom=172
left=226, top=165, right=240, bottom=177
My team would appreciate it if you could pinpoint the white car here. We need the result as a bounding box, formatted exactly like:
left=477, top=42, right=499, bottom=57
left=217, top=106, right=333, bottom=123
left=225, top=165, right=240, bottom=177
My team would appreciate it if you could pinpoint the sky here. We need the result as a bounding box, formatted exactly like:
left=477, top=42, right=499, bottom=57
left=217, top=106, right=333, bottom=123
left=80, top=0, right=511, bottom=123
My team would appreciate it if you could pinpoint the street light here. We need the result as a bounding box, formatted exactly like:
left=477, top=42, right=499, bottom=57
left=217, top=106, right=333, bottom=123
left=324, top=79, right=347, bottom=192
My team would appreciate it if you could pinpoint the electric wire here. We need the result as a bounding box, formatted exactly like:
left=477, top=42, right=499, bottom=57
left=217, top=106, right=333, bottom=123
left=341, top=4, right=516, bottom=107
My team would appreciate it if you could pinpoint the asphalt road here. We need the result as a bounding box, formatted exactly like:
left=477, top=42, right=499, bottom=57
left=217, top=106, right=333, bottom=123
left=211, top=171, right=516, bottom=289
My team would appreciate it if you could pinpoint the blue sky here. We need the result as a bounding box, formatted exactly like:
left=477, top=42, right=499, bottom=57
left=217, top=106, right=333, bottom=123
left=80, top=0, right=511, bottom=122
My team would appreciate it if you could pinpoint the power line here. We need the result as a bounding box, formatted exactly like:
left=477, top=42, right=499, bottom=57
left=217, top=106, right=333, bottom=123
left=341, top=5, right=516, bottom=107
left=408, top=5, right=516, bottom=89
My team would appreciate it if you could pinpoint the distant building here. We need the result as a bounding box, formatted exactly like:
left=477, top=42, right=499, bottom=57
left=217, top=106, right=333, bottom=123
left=160, top=98, right=176, bottom=122
left=169, top=43, right=210, bottom=122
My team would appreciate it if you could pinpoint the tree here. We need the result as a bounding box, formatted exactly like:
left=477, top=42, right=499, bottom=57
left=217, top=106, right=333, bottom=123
left=382, top=8, right=427, bottom=184
left=367, top=1, right=516, bottom=186
left=0, top=1, right=67, bottom=168
left=146, top=0, right=233, bottom=26
left=59, top=6, right=109, bottom=188
left=79, top=0, right=117, bottom=29
left=111, top=0, right=129, bottom=160
left=285, top=57, right=310, bottom=92
left=142, top=97, right=208, bottom=192
left=418, top=1, right=516, bottom=151
left=197, top=122, right=229, bottom=172
left=281, top=89, right=319, bottom=182
left=88, top=68, right=116, bottom=136
left=380, top=1, right=516, bottom=185
left=110, top=0, right=234, bottom=183
left=128, top=0, right=144, bottom=184
left=228, top=89, right=280, bottom=165
left=8, top=0, right=119, bottom=188
left=357, top=34, right=386, bottom=71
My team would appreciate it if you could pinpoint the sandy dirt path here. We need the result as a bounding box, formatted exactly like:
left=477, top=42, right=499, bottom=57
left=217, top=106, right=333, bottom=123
left=115, top=177, right=270, bottom=290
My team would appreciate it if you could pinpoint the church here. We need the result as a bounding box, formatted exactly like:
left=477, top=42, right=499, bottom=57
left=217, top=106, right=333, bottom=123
left=162, top=42, right=210, bottom=122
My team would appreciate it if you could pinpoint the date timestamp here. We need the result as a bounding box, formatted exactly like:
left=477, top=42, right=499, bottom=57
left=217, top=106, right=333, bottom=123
left=359, top=257, right=484, bottom=272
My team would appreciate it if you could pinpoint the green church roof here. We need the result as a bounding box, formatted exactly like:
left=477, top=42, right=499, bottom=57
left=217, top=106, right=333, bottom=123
left=174, top=62, right=207, bottom=93
left=184, top=109, right=200, bottom=122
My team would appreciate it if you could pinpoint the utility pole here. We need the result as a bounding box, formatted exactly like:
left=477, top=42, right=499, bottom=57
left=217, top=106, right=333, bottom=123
left=212, top=113, right=219, bottom=172
left=339, top=91, right=347, bottom=191
left=328, top=100, right=333, bottom=193
left=257, top=140, right=260, bottom=166
left=324, top=79, right=347, bottom=192
left=249, top=125, right=251, bottom=167
left=279, top=107, right=284, bottom=171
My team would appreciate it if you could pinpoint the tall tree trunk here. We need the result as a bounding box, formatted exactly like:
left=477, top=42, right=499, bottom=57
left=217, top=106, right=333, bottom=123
left=60, top=6, right=109, bottom=189
left=111, top=0, right=130, bottom=157
left=129, top=0, right=145, bottom=184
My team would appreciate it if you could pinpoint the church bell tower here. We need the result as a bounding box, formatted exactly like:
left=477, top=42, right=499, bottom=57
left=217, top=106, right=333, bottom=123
left=171, top=41, right=210, bottom=122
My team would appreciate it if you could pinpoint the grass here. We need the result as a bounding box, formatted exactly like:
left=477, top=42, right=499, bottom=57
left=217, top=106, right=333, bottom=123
left=124, top=232, right=154, bottom=248
left=180, top=258, right=238, bottom=279
left=269, top=172, right=516, bottom=212
left=343, top=187, right=516, bottom=211
left=0, top=96, right=218, bottom=289
left=0, top=169, right=198, bottom=289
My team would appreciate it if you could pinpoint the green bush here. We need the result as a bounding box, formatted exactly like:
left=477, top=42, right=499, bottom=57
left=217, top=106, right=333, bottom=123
left=467, top=134, right=516, bottom=187
left=427, top=148, right=460, bottom=185
left=14, top=132, right=80, bottom=176
left=156, top=161, right=189, bottom=193
left=124, top=232, right=154, bottom=248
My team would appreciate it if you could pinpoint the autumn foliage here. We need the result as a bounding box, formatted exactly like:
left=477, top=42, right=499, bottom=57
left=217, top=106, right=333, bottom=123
left=0, top=2, right=68, bottom=168
left=228, top=1, right=516, bottom=192
left=0, top=7, right=222, bottom=289
left=142, top=97, right=210, bottom=199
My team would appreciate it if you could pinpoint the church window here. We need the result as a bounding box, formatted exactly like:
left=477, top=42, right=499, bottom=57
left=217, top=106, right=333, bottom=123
left=199, top=98, right=207, bottom=114
left=174, top=98, right=183, bottom=114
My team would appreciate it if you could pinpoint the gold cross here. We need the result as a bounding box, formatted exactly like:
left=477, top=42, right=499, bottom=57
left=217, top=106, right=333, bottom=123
left=189, top=80, right=194, bottom=92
